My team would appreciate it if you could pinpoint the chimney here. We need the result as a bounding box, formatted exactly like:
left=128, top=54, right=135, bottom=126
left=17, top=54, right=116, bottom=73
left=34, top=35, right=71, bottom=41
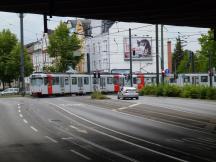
left=167, top=41, right=172, bottom=73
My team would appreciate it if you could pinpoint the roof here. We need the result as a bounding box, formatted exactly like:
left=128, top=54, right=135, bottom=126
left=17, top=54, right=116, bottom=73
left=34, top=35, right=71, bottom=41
left=0, top=0, right=214, bottom=28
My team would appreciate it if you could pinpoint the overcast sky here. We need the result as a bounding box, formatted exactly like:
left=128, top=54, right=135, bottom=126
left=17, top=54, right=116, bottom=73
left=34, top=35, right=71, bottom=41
left=0, top=11, right=209, bottom=52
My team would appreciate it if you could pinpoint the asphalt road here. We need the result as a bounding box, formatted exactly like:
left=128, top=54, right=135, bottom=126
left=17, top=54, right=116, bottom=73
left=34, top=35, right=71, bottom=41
left=0, top=96, right=216, bottom=162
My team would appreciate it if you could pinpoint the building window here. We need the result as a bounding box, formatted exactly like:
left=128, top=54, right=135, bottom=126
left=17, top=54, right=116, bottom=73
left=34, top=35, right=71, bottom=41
left=93, top=43, right=95, bottom=54
left=98, top=42, right=101, bottom=54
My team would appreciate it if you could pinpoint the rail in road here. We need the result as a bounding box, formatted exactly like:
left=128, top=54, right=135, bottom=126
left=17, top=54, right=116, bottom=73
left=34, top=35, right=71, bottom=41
left=69, top=96, right=216, bottom=134
left=0, top=96, right=216, bottom=162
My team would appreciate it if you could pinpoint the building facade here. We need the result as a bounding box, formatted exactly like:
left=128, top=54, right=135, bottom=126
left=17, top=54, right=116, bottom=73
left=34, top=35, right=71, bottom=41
left=85, top=20, right=170, bottom=74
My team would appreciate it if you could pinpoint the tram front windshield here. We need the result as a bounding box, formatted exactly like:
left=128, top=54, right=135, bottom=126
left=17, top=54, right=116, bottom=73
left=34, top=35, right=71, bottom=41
left=31, top=78, right=43, bottom=86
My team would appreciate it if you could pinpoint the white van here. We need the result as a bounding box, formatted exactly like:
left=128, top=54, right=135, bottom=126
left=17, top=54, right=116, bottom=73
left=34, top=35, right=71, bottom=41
left=0, top=88, right=19, bottom=95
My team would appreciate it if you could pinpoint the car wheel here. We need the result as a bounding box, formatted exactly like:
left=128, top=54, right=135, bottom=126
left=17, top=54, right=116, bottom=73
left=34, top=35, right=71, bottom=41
left=136, top=97, right=139, bottom=100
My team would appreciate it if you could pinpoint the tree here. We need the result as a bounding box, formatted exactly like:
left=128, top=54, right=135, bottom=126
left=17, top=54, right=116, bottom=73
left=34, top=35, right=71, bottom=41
left=0, top=29, right=33, bottom=89
left=177, top=51, right=190, bottom=73
left=47, top=22, right=83, bottom=72
left=197, top=30, right=216, bottom=72
left=0, top=29, right=18, bottom=88
left=172, top=37, right=184, bottom=73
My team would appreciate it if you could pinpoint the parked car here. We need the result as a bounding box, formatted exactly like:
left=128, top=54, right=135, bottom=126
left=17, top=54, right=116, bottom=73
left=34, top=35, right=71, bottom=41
left=0, top=88, right=19, bottom=96
left=117, top=86, right=139, bottom=100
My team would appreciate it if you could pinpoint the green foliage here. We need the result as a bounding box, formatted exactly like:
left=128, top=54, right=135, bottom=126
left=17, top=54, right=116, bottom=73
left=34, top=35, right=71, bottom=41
left=172, top=37, right=184, bottom=73
left=140, top=84, right=216, bottom=100
left=0, top=29, right=33, bottom=87
left=47, top=22, right=83, bottom=72
left=91, top=91, right=109, bottom=100
left=197, top=30, right=216, bottom=72
left=206, top=88, right=216, bottom=100
left=163, top=84, right=182, bottom=97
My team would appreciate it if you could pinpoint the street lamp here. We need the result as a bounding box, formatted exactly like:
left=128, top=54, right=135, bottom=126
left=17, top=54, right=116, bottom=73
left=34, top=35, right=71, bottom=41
left=19, top=13, right=25, bottom=96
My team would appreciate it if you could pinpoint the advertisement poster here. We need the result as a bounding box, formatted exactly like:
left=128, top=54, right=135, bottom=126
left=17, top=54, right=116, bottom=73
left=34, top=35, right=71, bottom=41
left=124, top=37, right=152, bottom=60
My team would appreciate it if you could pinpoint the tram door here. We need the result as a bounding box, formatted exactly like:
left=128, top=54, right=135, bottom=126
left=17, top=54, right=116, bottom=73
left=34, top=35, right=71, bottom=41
left=100, top=77, right=106, bottom=91
left=60, top=77, right=65, bottom=94
left=78, top=77, right=84, bottom=93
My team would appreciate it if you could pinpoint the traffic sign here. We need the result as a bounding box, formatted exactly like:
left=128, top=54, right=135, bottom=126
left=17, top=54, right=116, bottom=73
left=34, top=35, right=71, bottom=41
left=165, top=69, right=170, bottom=74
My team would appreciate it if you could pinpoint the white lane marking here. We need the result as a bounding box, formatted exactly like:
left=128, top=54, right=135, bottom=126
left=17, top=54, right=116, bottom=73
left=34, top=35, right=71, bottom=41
left=23, top=119, right=28, bottom=124
left=69, top=125, right=88, bottom=134
left=117, top=103, right=140, bottom=110
left=18, top=109, right=21, bottom=113
left=61, top=137, right=74, bottom=140
left=50, top=103, right=189, bottom=162
left=17, top=104, right=20, bottom=106
left=45, top=136, right=58, bottom=143
left=128, top=103, right=140, bottom=108
left=70, top=149, right=91, bottom=160
left=19, top=114, right=23, bottom=118
left=30, top=126, right=38, bottom=132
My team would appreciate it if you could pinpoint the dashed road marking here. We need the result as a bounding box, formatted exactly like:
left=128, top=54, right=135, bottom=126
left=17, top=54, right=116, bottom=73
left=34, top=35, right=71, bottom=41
left=69, top=125, right=88, bottom=134
left=18, top=109, right=21, bottom=113
left=23, top=119, right=28, bottom=124
left=117, top=103, right=140, bottom=111
left=19, top=114, right=23, bottom=118
left=70, top=149, right=91, bottom=160
left=62, top=137, right=74, bottom=140
left=45, top=136, right=58, bottom=143
left=30, top=126, right=38, bottom=132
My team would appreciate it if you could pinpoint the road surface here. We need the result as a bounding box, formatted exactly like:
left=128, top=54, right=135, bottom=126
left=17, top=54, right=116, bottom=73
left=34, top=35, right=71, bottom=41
left=0, top=96, right=216, bottom=162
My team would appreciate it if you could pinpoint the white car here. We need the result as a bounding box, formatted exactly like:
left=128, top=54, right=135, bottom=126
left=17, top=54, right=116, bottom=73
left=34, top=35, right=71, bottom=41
left=0, top=88, right=19, bottom=96
left=117, top=86, right=139, bottom=100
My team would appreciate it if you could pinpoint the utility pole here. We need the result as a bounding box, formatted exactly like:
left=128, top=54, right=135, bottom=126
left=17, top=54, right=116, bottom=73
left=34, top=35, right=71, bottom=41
left=209, top=50, right=213, bottom=87
left=156, top=24, right=159, bottom=86
left=20, top=13, right=25, bottom=96
left=161, top=25, right=164, bottom=84
left=129, top=28, right=133, bottom=87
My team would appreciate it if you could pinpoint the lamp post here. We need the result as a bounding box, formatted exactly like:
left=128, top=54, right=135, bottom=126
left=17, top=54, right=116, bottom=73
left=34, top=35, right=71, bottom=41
left=19, top=13, right=25, bottom=96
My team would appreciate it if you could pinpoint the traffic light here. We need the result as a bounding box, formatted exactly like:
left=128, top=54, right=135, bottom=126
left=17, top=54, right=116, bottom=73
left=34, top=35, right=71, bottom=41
left=162, top=70, right=165, bottom=77
left=93, top=72, right=96, bottom=78
left=133, top=50, right=135, bottom=56
left=98, top=72, right=100, bottom=78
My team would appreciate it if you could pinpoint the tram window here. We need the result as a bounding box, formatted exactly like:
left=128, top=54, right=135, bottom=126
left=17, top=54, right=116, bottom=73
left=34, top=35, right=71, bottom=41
left=52, top=77, right=59, bottom=85
left=84, top=77, right=89, bottom=85
left=170, top=78, right=176, bottom=83
left=107, top=77, right=113, bottom=84
left=113, top=78, right=119, bottom=84
left=137, top=78, right=141, bottom=84
left=214, top=76, right=216, bottom=82
left=93, top=78, right=98, bottom=84
left=183, top=76, right=190, bottom=83
left=44, top=77, right=48, bottom=85
left=201, top=76, right=208, bottom=82
left=72, top=77, right=77, bottom=85
left=133, top=77, right=137, bottom=84
left=65, top=77, right=69, bottom=85
left=31, top=78, right=43, bottom=86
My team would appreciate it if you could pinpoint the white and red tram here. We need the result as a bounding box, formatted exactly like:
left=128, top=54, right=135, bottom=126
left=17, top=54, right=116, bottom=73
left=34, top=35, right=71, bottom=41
left=29, top=73, right=145, bottom=96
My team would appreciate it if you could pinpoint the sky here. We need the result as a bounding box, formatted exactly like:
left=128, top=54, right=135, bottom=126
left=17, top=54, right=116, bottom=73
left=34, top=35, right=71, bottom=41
left=0, top=11, right=209, bottom=52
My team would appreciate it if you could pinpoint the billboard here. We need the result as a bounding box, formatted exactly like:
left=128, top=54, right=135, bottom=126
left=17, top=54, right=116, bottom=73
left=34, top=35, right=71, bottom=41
left=124, top=37, right=152, bottom=60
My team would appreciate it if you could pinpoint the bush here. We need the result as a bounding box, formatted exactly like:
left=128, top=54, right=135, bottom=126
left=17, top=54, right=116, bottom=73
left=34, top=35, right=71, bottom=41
left=206, top=88, right=216, bottom=100
left=139, top=84, right=157, bottom=96
left=139, top=84, right=216, bottom=100
left=91, top=91, right=109, bottom=99
left=163, top=84, right=182, bottom=97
